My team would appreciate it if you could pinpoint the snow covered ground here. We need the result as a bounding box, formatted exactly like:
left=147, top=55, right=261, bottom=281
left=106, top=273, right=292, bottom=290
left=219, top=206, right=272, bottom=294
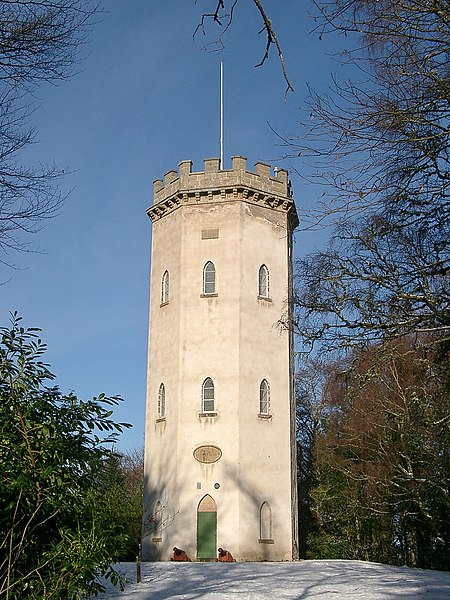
left=95, top=560, right=450, bottom=599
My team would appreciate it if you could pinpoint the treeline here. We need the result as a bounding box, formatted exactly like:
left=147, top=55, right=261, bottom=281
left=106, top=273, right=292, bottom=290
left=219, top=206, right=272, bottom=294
left=287, top=0, right=450, bottom=572
left=297, top=336, right=449, bottom=570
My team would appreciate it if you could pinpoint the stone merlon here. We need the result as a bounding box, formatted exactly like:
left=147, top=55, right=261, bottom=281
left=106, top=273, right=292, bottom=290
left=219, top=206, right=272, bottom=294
left=148, top=156, right=298, bottom=227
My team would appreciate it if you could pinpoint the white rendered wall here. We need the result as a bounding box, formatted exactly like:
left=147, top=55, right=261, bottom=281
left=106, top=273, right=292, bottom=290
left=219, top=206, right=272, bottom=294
left=143, top=159, right=298, bottom=561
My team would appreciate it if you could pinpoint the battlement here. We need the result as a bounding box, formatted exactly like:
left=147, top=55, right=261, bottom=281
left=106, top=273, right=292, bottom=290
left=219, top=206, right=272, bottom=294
left=148, top=156, right=297, bottom=225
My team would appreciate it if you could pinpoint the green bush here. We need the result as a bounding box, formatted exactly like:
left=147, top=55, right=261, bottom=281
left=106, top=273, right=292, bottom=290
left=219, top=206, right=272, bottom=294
left=0, top=313, right=132, bottom=598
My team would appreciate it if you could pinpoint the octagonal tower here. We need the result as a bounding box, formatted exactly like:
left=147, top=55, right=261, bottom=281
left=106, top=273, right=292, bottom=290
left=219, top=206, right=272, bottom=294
left=142, top=156, right=298, bottom=561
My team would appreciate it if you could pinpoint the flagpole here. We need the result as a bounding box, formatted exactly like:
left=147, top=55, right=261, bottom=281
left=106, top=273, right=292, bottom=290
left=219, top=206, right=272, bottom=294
left=220, top=61, right=224, bottom=170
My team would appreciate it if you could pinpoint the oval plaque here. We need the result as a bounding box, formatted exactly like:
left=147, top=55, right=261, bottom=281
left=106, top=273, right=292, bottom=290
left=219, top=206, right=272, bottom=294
left=193, top=445, right=222, bottom=464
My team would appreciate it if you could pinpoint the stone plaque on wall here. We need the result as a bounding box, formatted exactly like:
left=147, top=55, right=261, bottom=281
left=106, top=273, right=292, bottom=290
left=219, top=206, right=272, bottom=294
left=193, top=445, right=222, bottom=464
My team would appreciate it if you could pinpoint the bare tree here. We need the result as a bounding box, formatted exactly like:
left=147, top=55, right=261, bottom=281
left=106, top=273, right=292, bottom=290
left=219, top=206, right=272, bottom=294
left=286, top=0, right=450, bottom=349
left=290, top=0, right=450, bottom=223
left=0, top=1, right=99, bottom=264
left=295, top=213, right=450, bottom=351
left=193, top=2, right=449, bottom=347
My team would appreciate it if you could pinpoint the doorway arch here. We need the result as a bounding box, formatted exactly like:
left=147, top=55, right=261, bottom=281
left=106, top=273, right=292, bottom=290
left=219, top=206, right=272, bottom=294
left=197, top=494, right=217, bottom=560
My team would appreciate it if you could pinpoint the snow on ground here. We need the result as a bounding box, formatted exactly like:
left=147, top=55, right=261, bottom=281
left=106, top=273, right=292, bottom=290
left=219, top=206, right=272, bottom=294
left=94, top=560, right=450, bottom=599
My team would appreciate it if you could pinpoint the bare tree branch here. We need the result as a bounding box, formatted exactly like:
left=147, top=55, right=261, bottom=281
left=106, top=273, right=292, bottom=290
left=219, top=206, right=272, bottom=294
left=0, top=1, right=100, bottom=265
left=194, top=0, right=294, bottom=97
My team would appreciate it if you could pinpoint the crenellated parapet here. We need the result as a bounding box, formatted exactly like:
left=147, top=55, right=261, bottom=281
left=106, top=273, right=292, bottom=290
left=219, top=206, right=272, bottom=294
left=147, top=156, right=298, bottom=227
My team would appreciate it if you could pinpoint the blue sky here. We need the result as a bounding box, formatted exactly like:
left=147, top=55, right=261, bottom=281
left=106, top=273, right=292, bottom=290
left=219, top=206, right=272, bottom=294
left=0, top=1, right=348, bottom=451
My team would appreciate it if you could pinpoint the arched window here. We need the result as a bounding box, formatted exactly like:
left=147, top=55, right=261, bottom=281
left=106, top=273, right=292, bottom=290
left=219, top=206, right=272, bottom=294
left=258, top=264, right=269, bottom=297
left=202, top=378, right=215, bottom=412
left=259, top=379, right=270, bottom=415
left=158, top=383, right=166, bottom=418
left=260, top=502, right=272, bottom=541
left=161, top=270, right=169, bottom=304
left=203, top=261, right=216, bottom=295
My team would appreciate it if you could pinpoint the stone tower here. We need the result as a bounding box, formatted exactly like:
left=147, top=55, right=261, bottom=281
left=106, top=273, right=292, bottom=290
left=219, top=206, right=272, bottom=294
left=142, top=156, right=299, bottom=562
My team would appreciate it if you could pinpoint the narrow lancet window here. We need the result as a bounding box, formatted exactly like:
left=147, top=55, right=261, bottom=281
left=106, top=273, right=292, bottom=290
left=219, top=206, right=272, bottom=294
left=203, top=261, right=216, bottom=295
left=260, top=502, right=272, bottom=540
left=258, top=264, right=269, bottom=297
left=158, top=383, right=166, bottom=418
left=259, top=379, right=270, bottom=415
left=161, top=270, right=169, bottom=304
left=202, top=378, right=215, bottom=412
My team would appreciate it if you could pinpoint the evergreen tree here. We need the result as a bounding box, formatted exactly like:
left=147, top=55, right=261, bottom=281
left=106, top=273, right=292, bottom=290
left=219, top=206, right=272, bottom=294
left=0, top=313, right=131, bottom=598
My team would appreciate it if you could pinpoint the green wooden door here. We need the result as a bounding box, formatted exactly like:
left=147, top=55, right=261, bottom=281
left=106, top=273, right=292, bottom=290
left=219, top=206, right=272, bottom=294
left=197, top=511, right=217, bottom=560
